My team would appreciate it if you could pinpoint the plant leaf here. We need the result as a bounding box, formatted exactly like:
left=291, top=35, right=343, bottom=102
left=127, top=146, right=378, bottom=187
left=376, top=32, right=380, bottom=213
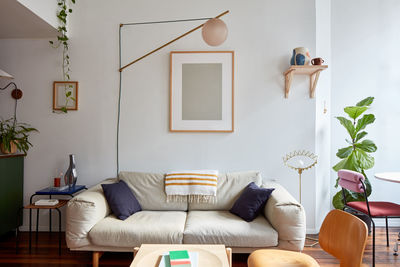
left=356, top=97, right=374, bottom=107
left=332, top=151, right=359, bottom=172
left=355, top=131, right=368, bottom=142
left=355, top=139, right=377, bottom=153
left=355, top=148, right=375, bottom=170
left=344, top=106, right=368, bottom=120
left=336, top=146, right=353, bottom=159
left=336, top=116, right=356, bottom=139
left=332, top=191, right=345, bottom=210
left=355, top=114, right=375, bottom=132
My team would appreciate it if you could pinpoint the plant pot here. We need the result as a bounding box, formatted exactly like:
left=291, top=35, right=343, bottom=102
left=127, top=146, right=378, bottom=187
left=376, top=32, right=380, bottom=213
left=344, top=208, right=372, bottom=235
left=0, top=142, right=17, bottom=154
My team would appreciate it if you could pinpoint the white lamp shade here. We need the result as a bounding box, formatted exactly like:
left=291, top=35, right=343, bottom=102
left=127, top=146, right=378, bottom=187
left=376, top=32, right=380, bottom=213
left=202, top=18, right=228, bottom=46
left=0, top=68, right=13, bottom=79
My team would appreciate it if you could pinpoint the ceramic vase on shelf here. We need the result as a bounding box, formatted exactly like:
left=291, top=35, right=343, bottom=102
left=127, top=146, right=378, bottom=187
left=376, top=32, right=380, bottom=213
left=64, top=154, right=77, bottom=188
left=290, top=47, right=311, bottom=65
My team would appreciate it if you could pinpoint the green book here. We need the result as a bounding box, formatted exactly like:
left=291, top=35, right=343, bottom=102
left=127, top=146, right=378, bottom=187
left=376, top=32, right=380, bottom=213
left=169, top=250, right=191, bottom=266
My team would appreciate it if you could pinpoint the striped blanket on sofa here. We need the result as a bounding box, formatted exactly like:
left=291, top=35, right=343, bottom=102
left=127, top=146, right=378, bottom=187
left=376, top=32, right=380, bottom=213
left=165, top=170, right=218, bottom=203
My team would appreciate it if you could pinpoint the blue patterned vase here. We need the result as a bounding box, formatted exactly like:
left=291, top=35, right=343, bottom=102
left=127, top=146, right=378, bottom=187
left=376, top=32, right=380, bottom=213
left=290, top=47, right=311, bottom=65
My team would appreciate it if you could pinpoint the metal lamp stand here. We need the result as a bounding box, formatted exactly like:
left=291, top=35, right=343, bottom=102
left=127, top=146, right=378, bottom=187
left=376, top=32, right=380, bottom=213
left=283, top=150, right=319, bottom=247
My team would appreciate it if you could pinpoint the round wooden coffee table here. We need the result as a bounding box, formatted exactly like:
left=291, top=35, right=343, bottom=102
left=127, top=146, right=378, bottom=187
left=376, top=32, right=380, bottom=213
left=131, top=244, right=232, bottom=267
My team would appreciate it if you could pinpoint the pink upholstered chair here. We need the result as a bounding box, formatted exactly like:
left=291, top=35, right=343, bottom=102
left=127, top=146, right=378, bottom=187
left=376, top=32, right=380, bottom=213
left=338, top=169, right=400, bottom=267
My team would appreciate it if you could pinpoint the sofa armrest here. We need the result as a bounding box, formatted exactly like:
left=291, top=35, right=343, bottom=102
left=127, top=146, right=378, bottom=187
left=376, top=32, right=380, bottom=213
left=262, top=182, right=306, bottom=251
left=66, top=178, right=116, bottom=249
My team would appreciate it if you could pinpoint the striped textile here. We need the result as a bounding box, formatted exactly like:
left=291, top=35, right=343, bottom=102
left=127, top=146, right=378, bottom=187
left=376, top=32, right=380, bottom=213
left=165, top=170, right=218, bottom=203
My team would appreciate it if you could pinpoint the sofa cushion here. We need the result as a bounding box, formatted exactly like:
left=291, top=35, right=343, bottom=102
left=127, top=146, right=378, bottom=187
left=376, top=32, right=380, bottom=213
left=119, top=171, right=188, bottom=211
left=189, top=171, right=262, bottom=210
left=230, top=182, right=274, bottom=222
left=101, top=180, right=142, bottom=220
left=183, top=210, right=278, bottom=247
left=88, top=211, right=187, bottom=248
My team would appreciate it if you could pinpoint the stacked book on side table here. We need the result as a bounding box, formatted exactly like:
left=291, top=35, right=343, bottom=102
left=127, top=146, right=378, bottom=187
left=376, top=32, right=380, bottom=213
left=159, top=250, right=198, bottom=267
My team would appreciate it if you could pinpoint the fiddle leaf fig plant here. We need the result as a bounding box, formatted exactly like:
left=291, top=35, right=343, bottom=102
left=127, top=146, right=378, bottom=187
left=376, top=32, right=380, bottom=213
left=0, top=118, right=38, bottom=154
left=332, top=97, right=377, bottom=210
left=50, top=0, right=76, bottom=113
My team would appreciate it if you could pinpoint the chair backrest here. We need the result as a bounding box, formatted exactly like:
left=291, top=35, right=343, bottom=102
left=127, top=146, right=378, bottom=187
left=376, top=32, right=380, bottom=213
left=319, top=209, right=368, bottom=267
left=338, top=169, right=365, bottom=193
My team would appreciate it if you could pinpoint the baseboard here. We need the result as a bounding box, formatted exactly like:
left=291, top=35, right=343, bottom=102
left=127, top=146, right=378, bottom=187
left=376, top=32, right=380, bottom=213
left=306, top=228, right=318, bottom=235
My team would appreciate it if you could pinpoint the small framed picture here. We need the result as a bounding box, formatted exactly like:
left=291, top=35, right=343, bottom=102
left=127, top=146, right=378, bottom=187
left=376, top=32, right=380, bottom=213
left=53, top=81, right=78, bottom=111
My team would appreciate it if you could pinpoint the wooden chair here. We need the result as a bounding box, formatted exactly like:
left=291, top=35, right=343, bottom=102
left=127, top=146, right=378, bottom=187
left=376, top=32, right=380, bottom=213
left=248, top=209, right=368, bottom=267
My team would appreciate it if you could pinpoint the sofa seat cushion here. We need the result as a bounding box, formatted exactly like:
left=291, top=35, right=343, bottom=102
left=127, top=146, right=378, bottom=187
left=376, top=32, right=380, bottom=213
left=183, top=211, right=278, bottom=247
left=88, top=211, right=187, bottom=248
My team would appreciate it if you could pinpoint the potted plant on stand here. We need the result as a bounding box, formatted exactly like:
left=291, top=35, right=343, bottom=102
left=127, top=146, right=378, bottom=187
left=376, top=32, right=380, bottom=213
left=332, top=96, right=377, bottom=233
left=0, top=118, right=38, bottom=154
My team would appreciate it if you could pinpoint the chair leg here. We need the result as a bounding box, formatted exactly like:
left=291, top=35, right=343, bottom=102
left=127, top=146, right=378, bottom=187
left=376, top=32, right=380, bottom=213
left=385, top=216, right=389, bottom=247
left=372, top=219, right=375, bottom=267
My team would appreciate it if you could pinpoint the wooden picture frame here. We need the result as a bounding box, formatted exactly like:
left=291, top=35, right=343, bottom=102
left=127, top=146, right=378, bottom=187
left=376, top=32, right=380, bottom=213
left=53, top=81, right=78, bottom=111
left=170, top=51, right=234, bottom=132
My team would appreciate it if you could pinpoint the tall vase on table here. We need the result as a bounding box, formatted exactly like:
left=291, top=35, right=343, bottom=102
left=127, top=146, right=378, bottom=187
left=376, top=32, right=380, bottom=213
left=64, top=154, right=77, bottom=188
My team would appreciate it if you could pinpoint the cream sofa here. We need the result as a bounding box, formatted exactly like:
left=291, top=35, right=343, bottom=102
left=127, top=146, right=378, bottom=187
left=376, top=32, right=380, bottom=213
left=66, top=171, right=306, bottom=256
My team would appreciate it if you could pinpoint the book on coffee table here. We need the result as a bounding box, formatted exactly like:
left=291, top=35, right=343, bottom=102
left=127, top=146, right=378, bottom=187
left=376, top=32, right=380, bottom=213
left=158, top=252, right=198, bottom=267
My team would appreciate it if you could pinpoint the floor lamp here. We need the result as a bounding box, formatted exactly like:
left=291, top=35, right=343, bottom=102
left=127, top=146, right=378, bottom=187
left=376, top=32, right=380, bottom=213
left=283, top=150, right=319, bottom=247
left=116, top=10, right=230, bottom=173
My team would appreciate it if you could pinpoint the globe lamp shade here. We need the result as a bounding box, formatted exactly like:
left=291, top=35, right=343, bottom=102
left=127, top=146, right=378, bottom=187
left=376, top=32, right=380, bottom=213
left=202, top=18, right=228, bottom=46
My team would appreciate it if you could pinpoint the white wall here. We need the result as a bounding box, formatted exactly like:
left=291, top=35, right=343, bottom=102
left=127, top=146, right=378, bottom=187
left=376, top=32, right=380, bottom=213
left=1, top=0, right=325, bottom=232
left=315, top=0, right=331, bottom=231
left=17, top=0, right=59, bottom=29
left=332, top=0, right=400, bottom=226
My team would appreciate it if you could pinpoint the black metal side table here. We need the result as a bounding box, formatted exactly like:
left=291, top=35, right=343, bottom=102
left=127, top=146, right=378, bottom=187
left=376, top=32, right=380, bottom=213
left=16, top=185, right=87, bottom=255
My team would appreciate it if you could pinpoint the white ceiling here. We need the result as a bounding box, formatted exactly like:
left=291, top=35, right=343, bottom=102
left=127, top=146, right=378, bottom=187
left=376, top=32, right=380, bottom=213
left=0, top=0, right=58, bottom=39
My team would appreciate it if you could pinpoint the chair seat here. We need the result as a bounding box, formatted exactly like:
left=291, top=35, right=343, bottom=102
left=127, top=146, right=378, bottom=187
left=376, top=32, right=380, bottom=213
left=347, top=201, right=400, bottom=217
left=248, top=249, right=320, bottom=267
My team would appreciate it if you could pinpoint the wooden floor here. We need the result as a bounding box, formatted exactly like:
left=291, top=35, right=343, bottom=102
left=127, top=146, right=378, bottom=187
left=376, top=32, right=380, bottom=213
left=0, top=227, right=398, bottom=266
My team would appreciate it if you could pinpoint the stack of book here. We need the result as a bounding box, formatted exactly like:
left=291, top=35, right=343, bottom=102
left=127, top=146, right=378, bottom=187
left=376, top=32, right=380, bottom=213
left=158, top=250, right=198, bottom=267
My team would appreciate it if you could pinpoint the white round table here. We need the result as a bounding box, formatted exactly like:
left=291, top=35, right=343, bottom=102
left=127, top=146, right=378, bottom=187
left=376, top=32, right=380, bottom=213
left=375, top=172, right=400, bottom=183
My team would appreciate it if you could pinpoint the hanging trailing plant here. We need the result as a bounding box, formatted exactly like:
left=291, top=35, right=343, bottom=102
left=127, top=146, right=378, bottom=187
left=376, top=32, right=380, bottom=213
left=50, top=0, right=76, bottom=113
left=332, top=97, right=377, bottom=210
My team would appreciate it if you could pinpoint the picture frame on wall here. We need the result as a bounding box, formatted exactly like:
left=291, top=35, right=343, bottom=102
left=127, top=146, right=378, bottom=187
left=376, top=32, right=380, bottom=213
left=170, top=51, right=234, bottom=132
left=53, top=81, right=78, bottom=111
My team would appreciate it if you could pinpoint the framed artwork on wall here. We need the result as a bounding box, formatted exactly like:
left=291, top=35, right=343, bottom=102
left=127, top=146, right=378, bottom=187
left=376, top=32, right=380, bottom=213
left=170, top=51, right=234, bottom=132
left=53, top=81, right=78, bottom=111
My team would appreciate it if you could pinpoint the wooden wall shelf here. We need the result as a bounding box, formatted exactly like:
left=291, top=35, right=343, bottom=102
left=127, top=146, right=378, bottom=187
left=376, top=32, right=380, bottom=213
left=283, top=65, right=328, bottom=98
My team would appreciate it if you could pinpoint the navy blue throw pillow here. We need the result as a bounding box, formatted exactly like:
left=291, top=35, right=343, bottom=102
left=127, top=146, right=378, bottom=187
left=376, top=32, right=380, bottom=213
left=230, top=182, right=274, bottom=222
left=101, top=180, right=141, bottom=220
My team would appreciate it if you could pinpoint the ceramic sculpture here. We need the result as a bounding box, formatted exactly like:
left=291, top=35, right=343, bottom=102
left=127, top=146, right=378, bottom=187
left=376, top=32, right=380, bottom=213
left=290, top=47, right=311, bottom=65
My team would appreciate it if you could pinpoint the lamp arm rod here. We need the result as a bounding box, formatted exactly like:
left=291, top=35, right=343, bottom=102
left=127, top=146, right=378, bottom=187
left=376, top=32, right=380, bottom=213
left=119, top=10, right=229, bottom=72
left=122, top=17, right=213, bottom=27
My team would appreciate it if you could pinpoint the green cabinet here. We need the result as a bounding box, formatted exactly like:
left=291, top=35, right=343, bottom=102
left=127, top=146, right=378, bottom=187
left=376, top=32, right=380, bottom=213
left=0, top=154, right=24, bottom=236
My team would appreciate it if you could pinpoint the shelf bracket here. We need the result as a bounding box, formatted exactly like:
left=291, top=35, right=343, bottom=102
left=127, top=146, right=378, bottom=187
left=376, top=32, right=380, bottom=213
left=284, top=69, right=294, bottom=98
left=310, top=70, right=322, bottom=98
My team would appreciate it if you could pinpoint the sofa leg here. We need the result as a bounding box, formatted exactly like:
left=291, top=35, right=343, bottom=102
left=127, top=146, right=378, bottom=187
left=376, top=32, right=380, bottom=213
left=226, top=247, right=232, bottom=267
left=92, top=251, right=104, bottom=267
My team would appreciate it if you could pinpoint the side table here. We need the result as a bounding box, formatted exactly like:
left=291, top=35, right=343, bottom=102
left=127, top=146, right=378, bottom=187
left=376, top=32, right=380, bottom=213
left=17, top=200, right=68, bottom=255
left=16, top=185, right=87, bottom=255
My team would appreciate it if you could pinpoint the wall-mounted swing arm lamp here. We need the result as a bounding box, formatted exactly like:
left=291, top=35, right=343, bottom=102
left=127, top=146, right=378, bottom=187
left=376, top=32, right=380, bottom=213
left=116, top=10, right=230, bottom=173
left=0, top=68, right=23, bottom=123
